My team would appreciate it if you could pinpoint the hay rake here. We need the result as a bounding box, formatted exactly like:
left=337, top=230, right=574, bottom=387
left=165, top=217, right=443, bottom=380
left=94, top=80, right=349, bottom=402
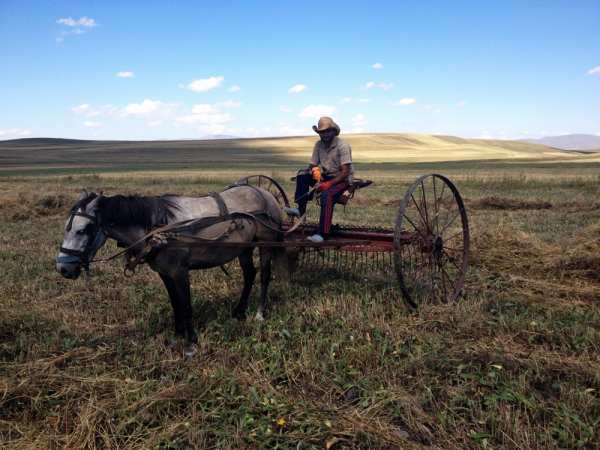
left=235, top=174, right=470, bottom=308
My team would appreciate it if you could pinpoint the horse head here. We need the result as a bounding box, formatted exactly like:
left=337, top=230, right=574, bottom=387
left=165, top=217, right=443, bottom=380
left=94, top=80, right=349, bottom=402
left=56, top=190, right=107, bottom=279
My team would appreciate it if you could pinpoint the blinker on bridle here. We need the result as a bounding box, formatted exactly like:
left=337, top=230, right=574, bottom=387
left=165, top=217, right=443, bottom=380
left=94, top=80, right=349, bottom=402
left=58, top=210, right=105, bottom=271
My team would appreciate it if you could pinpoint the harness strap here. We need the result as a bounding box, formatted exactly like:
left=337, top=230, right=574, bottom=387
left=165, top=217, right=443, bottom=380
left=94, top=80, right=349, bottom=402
left=209, top=191, right=229, bottom=217
left=88, top=210, right=275, bottom=265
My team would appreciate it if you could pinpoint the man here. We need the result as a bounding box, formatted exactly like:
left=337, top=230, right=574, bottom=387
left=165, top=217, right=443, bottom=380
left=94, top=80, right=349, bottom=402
left=285, top=116, right=353, bottom=243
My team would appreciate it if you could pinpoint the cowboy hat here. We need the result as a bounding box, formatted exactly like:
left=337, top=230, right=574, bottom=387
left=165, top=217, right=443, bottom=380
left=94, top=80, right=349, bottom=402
left=312, top=116, right=340, bottom=135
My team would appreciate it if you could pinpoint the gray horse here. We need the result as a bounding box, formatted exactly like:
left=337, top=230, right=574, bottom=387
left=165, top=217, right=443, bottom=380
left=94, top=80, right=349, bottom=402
left=56, top=186, right=284, bottom=355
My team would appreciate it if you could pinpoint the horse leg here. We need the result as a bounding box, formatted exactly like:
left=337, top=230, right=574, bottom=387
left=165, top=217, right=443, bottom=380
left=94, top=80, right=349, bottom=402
left=172, top=270, right=198, bottom=357
left=232, top=248, right=256, bottom=320
left=159, top=273, right=185, bottom=339
left=256, top=247, right=273, bottom=322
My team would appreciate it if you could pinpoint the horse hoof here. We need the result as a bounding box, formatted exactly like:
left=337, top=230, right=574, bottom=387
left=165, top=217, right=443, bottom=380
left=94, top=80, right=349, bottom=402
left=167, top=336, right=185, bottom=350
left=255, top=311, right=265, bottom=322
left=183, top=343, right=198, bottom=358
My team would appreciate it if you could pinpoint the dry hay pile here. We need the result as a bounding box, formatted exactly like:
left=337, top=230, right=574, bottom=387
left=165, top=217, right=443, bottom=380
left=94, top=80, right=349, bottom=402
left=473, top=221, right=600, bottom=303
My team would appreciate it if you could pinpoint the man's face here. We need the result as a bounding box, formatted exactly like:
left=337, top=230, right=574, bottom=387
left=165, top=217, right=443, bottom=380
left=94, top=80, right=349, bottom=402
left=318, top=128, right=336, bottom=145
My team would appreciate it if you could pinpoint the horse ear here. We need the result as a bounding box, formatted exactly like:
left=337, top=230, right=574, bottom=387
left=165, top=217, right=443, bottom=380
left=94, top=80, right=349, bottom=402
left=77, top=189, right=88, bottom=201
left=86, top=195, right=101, bottom=210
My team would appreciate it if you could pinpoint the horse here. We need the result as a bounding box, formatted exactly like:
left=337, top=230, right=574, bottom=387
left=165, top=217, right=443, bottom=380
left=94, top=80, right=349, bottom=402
left=56, top=185, right=284, bottom=356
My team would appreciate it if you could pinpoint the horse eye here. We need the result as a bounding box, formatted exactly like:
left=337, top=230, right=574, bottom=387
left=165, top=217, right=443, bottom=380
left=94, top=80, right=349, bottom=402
left=76, top=229, right=86, bottom=235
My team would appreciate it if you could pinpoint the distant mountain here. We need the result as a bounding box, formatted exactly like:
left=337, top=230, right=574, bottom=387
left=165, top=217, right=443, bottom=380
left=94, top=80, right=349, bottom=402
left=202, top=134, right=239, bottom=140
left=522, top=134, right=600, bottom=151
left=0, top=137, right=99, bottom=146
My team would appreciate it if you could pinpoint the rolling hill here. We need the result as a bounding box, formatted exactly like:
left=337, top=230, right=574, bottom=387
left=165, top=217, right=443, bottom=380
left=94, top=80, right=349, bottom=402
left=0, top=133, right=593, bottom=173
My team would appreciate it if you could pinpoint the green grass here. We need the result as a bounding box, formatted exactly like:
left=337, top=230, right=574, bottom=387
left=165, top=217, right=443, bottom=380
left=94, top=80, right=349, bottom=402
left=0, top=159, right=599, bottom=449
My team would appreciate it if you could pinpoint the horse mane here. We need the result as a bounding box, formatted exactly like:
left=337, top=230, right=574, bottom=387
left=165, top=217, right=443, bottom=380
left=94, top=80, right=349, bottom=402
left=96, top=195, right=178, bottom=229
left=70, top=192, right=98, bottom=213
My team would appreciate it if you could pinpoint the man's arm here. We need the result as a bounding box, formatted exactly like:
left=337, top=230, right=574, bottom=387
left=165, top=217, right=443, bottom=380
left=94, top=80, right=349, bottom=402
left=320, top=142, right=352, bottom=189
left=316, top=164, right=350, bottom=191
left=330, top=164, right=350, bottom=186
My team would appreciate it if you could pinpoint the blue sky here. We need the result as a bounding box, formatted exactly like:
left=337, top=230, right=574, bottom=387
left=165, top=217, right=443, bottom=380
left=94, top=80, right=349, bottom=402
left=0, top=0, right=599, bottom=140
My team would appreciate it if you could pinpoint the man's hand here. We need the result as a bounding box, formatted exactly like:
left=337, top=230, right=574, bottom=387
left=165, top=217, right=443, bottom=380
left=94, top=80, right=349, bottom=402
left=311, top=166, right=322, bottom=182
left=316, top=180, right=333, bottom=192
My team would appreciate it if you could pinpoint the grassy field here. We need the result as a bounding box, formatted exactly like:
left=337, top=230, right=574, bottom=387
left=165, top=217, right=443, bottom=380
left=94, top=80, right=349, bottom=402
left=1, top=136, right=599, bottom=449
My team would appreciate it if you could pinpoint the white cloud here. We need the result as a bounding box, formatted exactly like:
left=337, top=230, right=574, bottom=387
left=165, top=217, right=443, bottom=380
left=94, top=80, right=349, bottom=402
left=123, top=99, right=164, bottom=115
left=289, top=84, right=307, bottom=94
left=71, top=104, right=118, bottom=118
left=357, top=98, right=371, bottom=103
left=121, top=99, right=177, bottom=118
left=364, top=81, right=393, bottom=90
left=228, top=85, right=241, bottom=92
left=116, top=71, right=134, bottom=78
left=298, top=104, right=336, bottom=119
left=200, top=124, right=228, bottom=135
left=0, top=128, right=31, bottom=139
left=176, top=103, right=233, bottom=131
left=56, top=16, right=97, bottom=41
left=191, top=104, right=218, bottom=114
left=72, top=104, right=91, bottom=114
left=457, top=100, right=467, bottom=107
left=587, top=66, right=600, bottom=75
left=395, top=98, right=416, bottom=105
left=185, top=76, right=224, bottom=92
left=218, top=100, right=242, bottom=108
left=71, top=100, right=176, bottom=126
left=57, top=16, right=97, bottom=27
left=352, top=113, right=367, bottom=127
left=340, top=97, right=352, bottom=104
left=280, top=105, right=292, bottom=113
left=372, top=62, right=383, bottom=69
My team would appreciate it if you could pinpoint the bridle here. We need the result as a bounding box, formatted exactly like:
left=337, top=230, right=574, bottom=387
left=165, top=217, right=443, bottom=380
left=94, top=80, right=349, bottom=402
left=57, top=209, right=106, bottom=271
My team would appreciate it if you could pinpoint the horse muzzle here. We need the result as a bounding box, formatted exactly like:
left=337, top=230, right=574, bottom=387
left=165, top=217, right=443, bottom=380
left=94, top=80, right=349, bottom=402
left=56, top=254, right=83, bottom=279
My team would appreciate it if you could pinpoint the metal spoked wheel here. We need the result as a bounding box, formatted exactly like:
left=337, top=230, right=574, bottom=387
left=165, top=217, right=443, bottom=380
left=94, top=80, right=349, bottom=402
left=394, top=174, right=470, bottom=308
left=235, top=174, right=291, bottom=209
